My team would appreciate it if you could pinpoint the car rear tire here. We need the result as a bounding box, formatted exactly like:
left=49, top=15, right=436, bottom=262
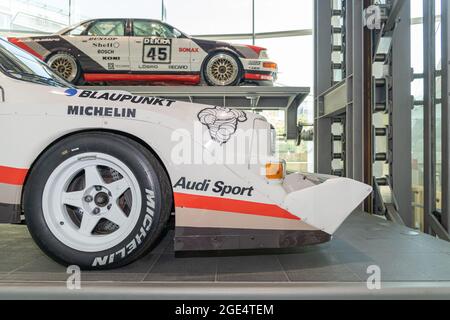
left=203, top=52, right=242, bottom=86
left=47, top=52, right=81, bottom=84
left=24, top=132, right=173, bottom=270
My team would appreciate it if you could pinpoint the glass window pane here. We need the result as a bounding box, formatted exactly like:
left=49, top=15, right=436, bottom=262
left=436, top=103, right=442, bottom=211
left=412, top=105, right=424, bottom=229
left=133, top=20, right=176, bottom=38
left=256, top=36, right=313, bottom=87
left=411, top=78, right=424, bottom=101
left=165, top=0, right=252, bottom=35
left=71, top=0, right=162, bottom=23
left=435, top=0, right=442, bottom=212
left=411, top=0, right=424, bottom=19
left=411, top=24, right=424, bottom=74
left=255, top=0, right=313, bottom=33
left=87, top=20, right=125, bottom=36
left=411, top=0, right=424, bottom=229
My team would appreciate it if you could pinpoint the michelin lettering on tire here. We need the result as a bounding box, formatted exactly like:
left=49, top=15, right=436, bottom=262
left=92, top=189, right=155, bottom=267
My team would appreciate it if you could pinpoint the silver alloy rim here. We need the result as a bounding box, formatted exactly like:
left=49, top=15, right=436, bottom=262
left=47, top=54, right=78, bottom=82
left=206, top=53, right=239, bottom=86
left=42, top=153, right=142, bottom=252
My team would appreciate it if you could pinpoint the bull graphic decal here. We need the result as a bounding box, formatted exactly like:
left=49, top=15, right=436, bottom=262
left=198, top=106, right=247, bottom=145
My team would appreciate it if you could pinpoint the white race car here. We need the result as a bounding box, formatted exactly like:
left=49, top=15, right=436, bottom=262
left=9, top=18, right=278, bottom=86
left=0, top=38, right=371, bottom=269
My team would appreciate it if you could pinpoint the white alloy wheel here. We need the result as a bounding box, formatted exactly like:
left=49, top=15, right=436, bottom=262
left=42, top=152, right=142, bottom=252
left=47, top=53, right=79, bottom=82
left=205, top=53, right=240, bottom=86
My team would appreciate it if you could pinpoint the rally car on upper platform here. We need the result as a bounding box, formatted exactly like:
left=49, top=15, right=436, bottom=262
left=8, top=18, right=278, bottom=86
left=0, top=38, right=370, bottom=269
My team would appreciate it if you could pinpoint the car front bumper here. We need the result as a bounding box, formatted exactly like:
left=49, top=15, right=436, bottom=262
left=174, top=173, right=371, bottom=252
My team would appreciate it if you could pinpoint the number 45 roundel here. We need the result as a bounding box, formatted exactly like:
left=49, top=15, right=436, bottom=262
left=143, top=38, right=171, bottom=64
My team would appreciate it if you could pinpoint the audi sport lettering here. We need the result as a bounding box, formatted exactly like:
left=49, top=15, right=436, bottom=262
left=173, top=177, right=255, bottom=197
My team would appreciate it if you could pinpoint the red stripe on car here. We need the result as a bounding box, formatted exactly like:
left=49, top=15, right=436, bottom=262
left=8, top=38, right=44, bottom=60
left=245, top=45, right=266, bottom=55
left=0, top=166, right=28, bottom=185
left=83, top=73, right=201, bottom=84
left=244, top=73, right=274, bottom=81
left=174, top=192, right=300, bottom=220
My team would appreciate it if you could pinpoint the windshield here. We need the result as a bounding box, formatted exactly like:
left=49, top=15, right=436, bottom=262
left=0, top=38, right=71, bottom=88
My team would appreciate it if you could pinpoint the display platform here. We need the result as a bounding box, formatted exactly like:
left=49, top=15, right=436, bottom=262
left=2, top=212, right=450, bottom=299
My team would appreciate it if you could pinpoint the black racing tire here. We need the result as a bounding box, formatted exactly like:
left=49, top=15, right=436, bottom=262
left=46, top=51, right=82, bottom=85
left=202, top=51, right=243, bottom=86
left=23, top=132, right=173, bottom=270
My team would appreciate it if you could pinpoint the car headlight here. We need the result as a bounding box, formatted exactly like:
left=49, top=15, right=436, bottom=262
left=259, top=50, right=269, bottom=59
left=263, top=62, right=277, bottom=70
left=265, top=160, right=286, bottom=182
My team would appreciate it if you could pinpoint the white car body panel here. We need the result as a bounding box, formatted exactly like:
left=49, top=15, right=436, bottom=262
left=0, top=40, right=371, bottom=252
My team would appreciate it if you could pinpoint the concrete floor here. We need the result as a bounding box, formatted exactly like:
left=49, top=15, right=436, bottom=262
left=2, top=212, right=450, bottom=298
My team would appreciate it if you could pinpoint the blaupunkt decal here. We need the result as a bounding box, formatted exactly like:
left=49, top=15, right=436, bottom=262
left=64, top=89, right=176, bottom=107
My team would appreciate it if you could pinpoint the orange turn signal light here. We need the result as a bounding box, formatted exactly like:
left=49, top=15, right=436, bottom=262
left=265, top=162, right=285, bottom=180
left=263, top=62, right=277, bottom=69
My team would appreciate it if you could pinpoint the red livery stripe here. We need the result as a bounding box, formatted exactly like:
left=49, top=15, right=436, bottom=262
left=245, top=45, right=266, bottom=55
left=174, top=192, right=300, bottom=220
left=0, top=166, right=28, bottom=185
left=244, top=73, right=274, bottom=81
left=83, top=73, right=201, bottom=84
left=8, top=37, right=44, bottom=61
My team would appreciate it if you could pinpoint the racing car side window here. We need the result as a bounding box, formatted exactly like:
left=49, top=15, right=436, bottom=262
left=132, top=20, right=179, bottom=38
left=87, top=20, right=126, bottom=36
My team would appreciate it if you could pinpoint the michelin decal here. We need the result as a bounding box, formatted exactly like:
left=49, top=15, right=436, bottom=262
left=67, top=105, right=136, bottom=118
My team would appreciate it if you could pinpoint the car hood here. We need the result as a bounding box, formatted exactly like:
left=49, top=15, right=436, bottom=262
left=190, top=38, right=261, bottom=59
left=60, top=87, right=267, bottom=131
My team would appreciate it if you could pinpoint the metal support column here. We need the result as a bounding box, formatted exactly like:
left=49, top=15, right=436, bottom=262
left=363, top=0, right=373, bottom=212
left=442, top=0, right=450, bottom=231
left=314, top=0, right=333, bottom=174
left=352, top=0, right=365, bottom=182
left=392, top=1, right=412, bottom=227
left=423, top=0, right=436, bottom=233
left=345, top=0, right=354, bottom=179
